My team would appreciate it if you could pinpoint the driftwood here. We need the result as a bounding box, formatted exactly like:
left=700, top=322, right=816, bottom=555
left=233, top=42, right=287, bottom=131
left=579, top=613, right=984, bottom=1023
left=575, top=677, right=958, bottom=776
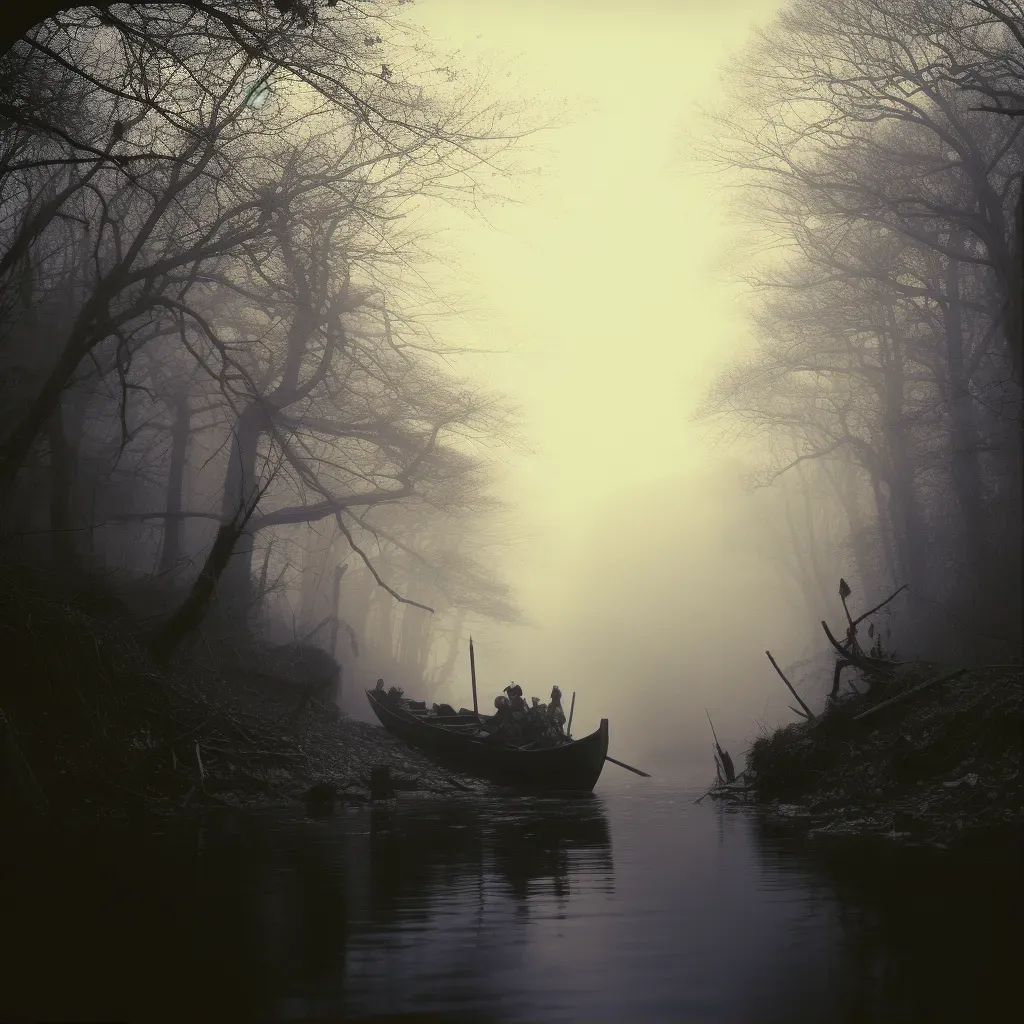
left=765, top=651, right=815, bottom=719
left=852, top=668, right=967, bottom=722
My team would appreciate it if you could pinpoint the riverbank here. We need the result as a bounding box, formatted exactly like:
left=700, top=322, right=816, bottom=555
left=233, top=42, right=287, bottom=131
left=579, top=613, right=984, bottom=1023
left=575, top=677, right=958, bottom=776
left=0, top=565, right=485, bottom=823
left=733, top=663, right=1022, bottom=850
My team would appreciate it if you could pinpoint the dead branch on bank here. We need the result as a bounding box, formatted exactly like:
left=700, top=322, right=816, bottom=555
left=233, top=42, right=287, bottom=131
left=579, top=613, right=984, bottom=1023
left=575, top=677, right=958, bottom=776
left=737, top=576, right=1020, bottom=826
left=851, top=583, right=908, bottom=629
left=823, top=580, right=909, bottom=698
left=765, top=651, right=815, bottom=719
left=705, top=708, right=737, bottom=783
left=822, top=618, right=903, bottom=677
left=695, top=775, right=753, bottom=805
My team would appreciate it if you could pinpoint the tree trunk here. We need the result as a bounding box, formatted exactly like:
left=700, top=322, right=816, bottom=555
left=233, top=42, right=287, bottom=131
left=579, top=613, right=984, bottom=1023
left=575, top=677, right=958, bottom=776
left=942, top=240, right=993, bottom=577
left=328, top=561, right=348, bottom=704
left=1006, top=179, right=1024, bottom=385
left=878, top=315, right=928, bottom=589
left=45, top=402, right=79, bottom=573
left=779, top=471, right=830, bottom=616
left=367, top=582, right=395, bottom=662
left=865, top=464, right=899, bottom=587
left=793, top=459, right=835, bottom=610
left=157, top=393, right=190, bottom=576
left=215, top=404, right=263, bottom=629
left=426, top=608, right=466, bottom=699
left=821, top=457, right=874, bottom=593
left=0, top=328, right=90, bottom=499
left=149, top=518, right=248, bottom=661
left=298, top=524, right=330, bottom=631
left=397, top=598, right=432, bottom=680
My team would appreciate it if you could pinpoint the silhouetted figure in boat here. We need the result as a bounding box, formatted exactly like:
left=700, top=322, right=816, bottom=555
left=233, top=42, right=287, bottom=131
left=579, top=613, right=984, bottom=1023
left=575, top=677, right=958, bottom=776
left=504, top=682, right=527, bottom=713
left=373, top=678, right=404, bottom=706
left=548, top=686, right=566, bottom=734
left=479, top=684, right=569, bottom=747
left=503, top=683, right=533, bottom=742
left=481, top=694, right=509, bottom=734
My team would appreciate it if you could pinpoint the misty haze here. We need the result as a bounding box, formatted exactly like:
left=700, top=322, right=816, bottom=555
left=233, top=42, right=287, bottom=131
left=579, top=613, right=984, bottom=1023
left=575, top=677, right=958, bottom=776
left=1, top=2, right=1020, bottom=1022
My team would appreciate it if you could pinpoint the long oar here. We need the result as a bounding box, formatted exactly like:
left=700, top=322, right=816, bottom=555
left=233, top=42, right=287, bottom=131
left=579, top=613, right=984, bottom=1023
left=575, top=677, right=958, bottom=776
left=568, top=692, right=650, bottom=778
left=469, top=636, right=478, bottom=716
left=605, top=755, right=651, bottom=778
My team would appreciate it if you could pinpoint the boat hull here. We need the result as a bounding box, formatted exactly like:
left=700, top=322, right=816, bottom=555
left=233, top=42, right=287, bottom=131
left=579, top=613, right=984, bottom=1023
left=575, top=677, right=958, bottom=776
left=365, top=691, right=609, bottom=792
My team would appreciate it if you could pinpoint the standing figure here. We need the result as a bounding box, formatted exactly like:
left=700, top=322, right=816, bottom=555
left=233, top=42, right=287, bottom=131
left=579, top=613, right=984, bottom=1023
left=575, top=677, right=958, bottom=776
left=548, top=685, right=566, bottom=734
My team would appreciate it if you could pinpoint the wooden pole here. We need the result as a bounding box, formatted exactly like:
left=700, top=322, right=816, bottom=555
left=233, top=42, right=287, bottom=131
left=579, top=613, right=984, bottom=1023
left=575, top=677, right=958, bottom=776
left=469, top=636, right=478, bottom=716
left=567, top=690, right=576, bottom=738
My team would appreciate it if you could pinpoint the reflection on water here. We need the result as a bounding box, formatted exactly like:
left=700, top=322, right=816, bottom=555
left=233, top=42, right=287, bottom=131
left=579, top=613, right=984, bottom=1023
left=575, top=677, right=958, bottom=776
left=2, top=784, right=1018, bottom=1023
left=751, top=817, right=1023, bottom=1023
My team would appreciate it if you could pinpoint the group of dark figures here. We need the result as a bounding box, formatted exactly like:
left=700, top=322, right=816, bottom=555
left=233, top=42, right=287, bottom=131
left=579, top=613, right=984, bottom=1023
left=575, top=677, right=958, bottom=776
left=375, top=679, right=569, bottom=748
left=485, top=682, right=568, bottom=747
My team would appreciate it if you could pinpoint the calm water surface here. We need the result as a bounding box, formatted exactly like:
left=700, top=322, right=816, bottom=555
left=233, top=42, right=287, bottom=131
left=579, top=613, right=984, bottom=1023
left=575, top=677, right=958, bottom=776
left=4, top=779, right=1019, bottom=1022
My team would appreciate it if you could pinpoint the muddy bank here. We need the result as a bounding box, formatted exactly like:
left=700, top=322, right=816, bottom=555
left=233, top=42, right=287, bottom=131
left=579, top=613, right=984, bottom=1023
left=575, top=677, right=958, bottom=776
left=0, top=567, right=487, bottom=823
left=721, top=665, right=1021, bottom=850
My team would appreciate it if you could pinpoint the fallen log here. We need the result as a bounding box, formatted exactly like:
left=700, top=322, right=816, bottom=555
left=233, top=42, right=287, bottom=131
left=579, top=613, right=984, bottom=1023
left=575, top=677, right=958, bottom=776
left=851, top=668, right=967, bottom=723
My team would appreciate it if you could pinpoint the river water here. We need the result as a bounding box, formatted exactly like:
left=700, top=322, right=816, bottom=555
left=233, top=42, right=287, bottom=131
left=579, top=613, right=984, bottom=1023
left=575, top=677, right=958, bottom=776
left=4, top=778, right=1019, bottom=1022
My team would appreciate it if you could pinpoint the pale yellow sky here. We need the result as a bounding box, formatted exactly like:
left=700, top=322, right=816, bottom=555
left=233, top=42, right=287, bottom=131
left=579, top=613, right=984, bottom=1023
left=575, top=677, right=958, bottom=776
left=379, top=0, right=808, bottom=772
left=398, top=0, right=781, bottom=511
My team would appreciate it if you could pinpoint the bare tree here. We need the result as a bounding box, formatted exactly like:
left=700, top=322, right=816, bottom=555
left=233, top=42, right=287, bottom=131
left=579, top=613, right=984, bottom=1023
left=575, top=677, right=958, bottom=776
left=697, top=0, right=1023, bottom=660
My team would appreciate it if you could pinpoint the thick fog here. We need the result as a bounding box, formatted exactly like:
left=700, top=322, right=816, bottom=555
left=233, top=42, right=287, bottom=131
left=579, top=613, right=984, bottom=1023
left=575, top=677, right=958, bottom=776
left=2, top=0, right=1019, bottom=790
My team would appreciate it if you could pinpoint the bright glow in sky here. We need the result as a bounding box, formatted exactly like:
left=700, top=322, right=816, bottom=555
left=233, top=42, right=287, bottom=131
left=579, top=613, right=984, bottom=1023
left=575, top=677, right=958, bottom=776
left=382, top=0, right=806, bottom=773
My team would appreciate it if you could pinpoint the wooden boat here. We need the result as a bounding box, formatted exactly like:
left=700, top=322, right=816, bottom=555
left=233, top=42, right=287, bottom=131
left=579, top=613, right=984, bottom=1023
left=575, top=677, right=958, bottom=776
left=365, top=689, right=609, bottom=792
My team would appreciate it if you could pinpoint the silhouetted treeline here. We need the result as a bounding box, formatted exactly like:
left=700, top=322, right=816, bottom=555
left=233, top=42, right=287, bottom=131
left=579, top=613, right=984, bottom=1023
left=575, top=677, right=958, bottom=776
left=0, top=3, right=521, bottom=687
left=701, top=0, right=1023, bottom=663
